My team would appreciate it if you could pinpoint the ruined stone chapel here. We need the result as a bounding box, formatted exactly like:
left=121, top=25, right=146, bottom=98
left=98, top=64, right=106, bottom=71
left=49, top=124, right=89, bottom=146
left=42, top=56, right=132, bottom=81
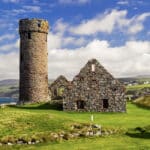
left=63, top=59, right=126, bottom=112
left=19, top=18, right=126, bottom=112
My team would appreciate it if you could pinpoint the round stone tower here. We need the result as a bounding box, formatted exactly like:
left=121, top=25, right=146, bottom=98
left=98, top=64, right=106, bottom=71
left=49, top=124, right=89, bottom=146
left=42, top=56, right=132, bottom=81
left=19, top=18, right=50, bottom=104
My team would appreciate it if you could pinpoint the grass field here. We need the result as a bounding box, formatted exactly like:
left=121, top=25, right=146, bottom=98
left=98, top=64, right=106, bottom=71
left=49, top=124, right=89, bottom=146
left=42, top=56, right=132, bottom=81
left=0, top=85, right=18, bottom=98
left=0, top=102, right=149, bottom=149
left=126, top=84, right=150, bottom=91
left=134, top=96, right=150, bottom=108
left=0, top=85, right=13, bottom=93
left=1, top=135, right=149, bottom=150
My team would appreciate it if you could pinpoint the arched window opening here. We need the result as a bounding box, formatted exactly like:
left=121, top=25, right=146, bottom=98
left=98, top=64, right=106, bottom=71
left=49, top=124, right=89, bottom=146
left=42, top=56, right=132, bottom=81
left=54, top=89, right=57, bottom=96
left=77, top=100, right=85, bottom=109
left=58, top=86, right=65, bottom=97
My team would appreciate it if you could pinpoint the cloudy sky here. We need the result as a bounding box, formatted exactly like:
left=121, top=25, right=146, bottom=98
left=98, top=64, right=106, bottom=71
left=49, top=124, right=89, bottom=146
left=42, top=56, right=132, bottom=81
left=0, top=0, right=150, bottom=80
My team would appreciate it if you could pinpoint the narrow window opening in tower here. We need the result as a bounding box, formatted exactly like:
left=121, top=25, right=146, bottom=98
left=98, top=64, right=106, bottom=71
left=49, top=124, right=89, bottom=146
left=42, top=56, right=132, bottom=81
left=45, top=35, right=47, bottom=41
left=20, top=53, right=23, bottom=62
left=22, top=32, right=26, bottom=38
left=38, top=21, right=41, bottom=27
left=91, top=64, right=95, bottom=72
left=28, top=32, right=31, bottom=39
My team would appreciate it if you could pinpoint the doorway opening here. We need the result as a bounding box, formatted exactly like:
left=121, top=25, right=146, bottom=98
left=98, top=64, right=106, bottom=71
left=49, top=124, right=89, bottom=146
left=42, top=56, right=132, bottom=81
left=77, top=100, right=85, bottom=109
left=103, top=99, right=109, bottom=108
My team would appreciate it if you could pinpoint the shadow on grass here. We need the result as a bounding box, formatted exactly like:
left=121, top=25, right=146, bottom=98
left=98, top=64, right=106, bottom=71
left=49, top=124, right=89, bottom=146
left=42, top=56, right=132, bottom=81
left=8, top=102, right=63, bottom=111
left=132, top=103, right=150, bottom=110
left=126, top=132, right=150, bottom=139
left=126, top=126, right=150, bottom=139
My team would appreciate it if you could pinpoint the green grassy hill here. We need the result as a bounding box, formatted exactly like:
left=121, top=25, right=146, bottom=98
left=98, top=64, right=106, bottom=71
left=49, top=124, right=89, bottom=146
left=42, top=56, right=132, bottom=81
left=126, top=84, right=150, bottom=91
left=0, top=102, right=149, bottom=150
left=133, top=96, right=150, bottom=108
left=0, top=85, right=18, bottom=98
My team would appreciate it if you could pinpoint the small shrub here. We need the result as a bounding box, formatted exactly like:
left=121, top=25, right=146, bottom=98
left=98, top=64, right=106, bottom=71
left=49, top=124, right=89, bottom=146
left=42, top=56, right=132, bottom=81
left=0, top=135, right=17, bottom=144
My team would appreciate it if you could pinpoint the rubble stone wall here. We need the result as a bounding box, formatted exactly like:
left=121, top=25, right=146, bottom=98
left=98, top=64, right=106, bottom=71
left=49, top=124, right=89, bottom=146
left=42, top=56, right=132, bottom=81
left=19, top=18, right=50, bottom=103
left=63, top=59, right=126, bottom=112
left=49, top=75, right=69, bottom=100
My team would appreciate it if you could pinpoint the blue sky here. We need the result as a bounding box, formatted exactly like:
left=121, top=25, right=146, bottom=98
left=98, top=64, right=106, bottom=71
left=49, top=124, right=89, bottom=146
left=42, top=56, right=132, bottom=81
left=0, top=0, right=150, bottom=80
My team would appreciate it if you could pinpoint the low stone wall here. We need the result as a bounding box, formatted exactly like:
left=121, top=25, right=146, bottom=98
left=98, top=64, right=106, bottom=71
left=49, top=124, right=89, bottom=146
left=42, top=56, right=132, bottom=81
left=0, top=123, right=123, bottom=146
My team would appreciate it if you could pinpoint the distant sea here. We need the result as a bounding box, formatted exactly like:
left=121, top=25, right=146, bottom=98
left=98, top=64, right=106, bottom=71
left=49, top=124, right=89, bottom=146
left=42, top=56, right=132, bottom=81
left=0, top=97, right=17, bottom=104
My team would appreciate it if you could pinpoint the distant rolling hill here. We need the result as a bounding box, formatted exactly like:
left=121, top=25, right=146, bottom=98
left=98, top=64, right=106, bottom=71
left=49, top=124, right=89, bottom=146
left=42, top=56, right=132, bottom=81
left=136, top=75, right=150, bottom=78
left=118, top=75, right=150, bottom=83
left=0, top=79, right=55, bottom=98
left=0, top=76, right=149, bottom=98
left=0, top=79, right=19, bottom=86
left=0, top=79, right=55, bottom=86
left=0, top=79, right=19, bottom=98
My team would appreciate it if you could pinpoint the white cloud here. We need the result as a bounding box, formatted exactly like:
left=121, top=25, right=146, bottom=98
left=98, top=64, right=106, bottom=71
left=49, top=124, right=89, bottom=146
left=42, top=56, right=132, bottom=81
left=48, top=40, right=150, bottom=80
left=70, top=10, right=127, bottom=35
left=137, top=12, right=150, bottom=22
left=2, top=0, right=19, bottom=3
left=117, top=0, right=128, bottom=5
left=10, top=9, right=26, bottom=14
left=32, top=0, right=39, bottom=4
left=0, top=52, right=19, bottom=80
left=0, top=10, right=150, bottom=80
left=0, top=34, right=15, bottom=42
left=0, top=19, right=14, bottom=30
left=2, top=5, right=42, bottom=16
left=59, top=0, right=90, bottom=4
left=0, top=38, right=19, bottom=80
left=48, top=31, right=86, bottom=49
left=128, top=24, right=143, bottom=34
left=48, top=32, right=62, bottom=49
left=0, top=38, right=150, bottom=80
left=0, top=39, right=19, bottom=52
left=69, top=9, right=150, bottom=35
left=23, top=5, right=41, bottom=13
left=48, top=19, right=87, bottom=49
left=127, top=12, right=150, bottom=34
left=53, top=19, right=69, bottom=34
left=63, top=37, right=86, bottom=46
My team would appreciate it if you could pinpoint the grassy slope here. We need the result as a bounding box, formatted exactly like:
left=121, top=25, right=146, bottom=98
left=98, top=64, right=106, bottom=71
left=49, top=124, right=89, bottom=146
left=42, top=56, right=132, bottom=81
left=126, top=84, right=150, bottom=91
left=0, top=85, right=18, bottom=98
left=1, top=135, right=149, bottom=150
left=0, top=85, right=13, bottom=93
left=138, top=78, right=150, bottom=82
left=0, top=103, right=149, bottom=149
left=134, top=96, right=150, bottom=108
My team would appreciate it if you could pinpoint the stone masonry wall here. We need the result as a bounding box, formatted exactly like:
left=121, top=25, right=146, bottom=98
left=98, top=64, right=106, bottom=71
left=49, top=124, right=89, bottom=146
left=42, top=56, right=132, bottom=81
left=49, top=75, right=69, bottom=100
left=63, top=59, right=126, bottom=112
left=19, top=19, right=50, bottom=103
